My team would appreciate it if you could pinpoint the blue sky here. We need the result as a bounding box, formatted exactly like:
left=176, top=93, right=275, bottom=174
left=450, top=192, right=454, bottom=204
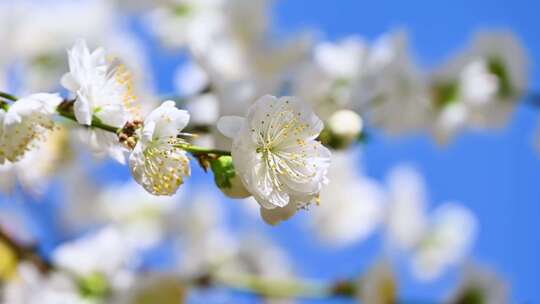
left=128, top=0, right=540, bottom=302
left=265, top=0, right=540, bottom=302
left=3, top=0, right=539, bottom=302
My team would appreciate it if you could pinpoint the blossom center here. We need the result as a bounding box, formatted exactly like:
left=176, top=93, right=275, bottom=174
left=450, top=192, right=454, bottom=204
left=140, top=137, right=189, bottom=195
left=252, top=107, right=317, bottom=190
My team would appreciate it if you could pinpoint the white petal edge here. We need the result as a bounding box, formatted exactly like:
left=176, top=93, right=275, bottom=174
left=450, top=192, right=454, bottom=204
left=260, top=201, right=297, bottom=226
left=217, top=116, right=245, bottom=139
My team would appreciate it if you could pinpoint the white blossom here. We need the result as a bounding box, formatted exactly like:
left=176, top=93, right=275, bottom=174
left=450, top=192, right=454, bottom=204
left=216, top=234, right=294, bottom=290
left=147, top=0, right=226, bottom=50
left=0, top=126, right=67, bottom=196
left=431, top=31, right=528, bottom=143
left=173, top=191, right=237, bottom=276
left=310, top=151, right=384, bottom=246
left=13, top=0, right=112, bottom=60
left=432, top=102, right=469, bottom=144
left=218, top=95, right=331, bottom=225
left=315, top=37, right=368, bottom=80
left=0, top=93, right=62, bottom=164
left=384, top=165, right=428, bottom=250
left=174, top=61, right=210, bottom=97
left=9, top=0, right=113, bottom=92
left=129, top=101, right=191, bottom=196
left=52, top=226, right=134, bottom=280
left=96, top=181, right=180, bottom=250
left=3, top=263, right=88, bottom=304
left=383, top=165, right=477, bottom=281
left=294, top=37, right=368, bottom=120
left=446, top=264, right=508, bottom=304
left=411, top=203, right=477, bottom=281
left=61, top=39, right=139, bottom=163
left=359, top=30, right=432, bottom=135
left=357, top=260, right=397, bottom=304
left=185, top=94, right=220, bottom=126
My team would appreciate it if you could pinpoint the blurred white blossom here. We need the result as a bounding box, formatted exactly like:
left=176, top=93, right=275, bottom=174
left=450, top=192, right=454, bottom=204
left=360, top=31, right=432, bottom=135
left=384, top=165, right=428, bottom=251
left=3, top=263, right=87, bottom=304
left=383, top=165, right=477, bottom=281
left=173, top=191, right=237, bottom=276
left=310, top=151, right=384, bottom=246
left=5, top=0, right=114, bottom=92
left=446, top=264, right=508, bottom=304
left=218, top=234, right=293, bottom=279
left=431, top=31, right=528, bottom=143
left=411, top=203, right=477, bottom=281
left=357, top=260, right=397, bottom=304
left=147, top=0, right=227, bottom=50
left=294, top=37, right=368, bottom=120
left=174, top=62, right=211, bottom=97
left=96, top=181, right=180, bottom=249
left=52, top=226, right=134, bottom=280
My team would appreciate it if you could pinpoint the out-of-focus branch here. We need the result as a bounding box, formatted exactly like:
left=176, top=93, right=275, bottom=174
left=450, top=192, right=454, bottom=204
left=0, top=228, right=51, bottom=273
left=0, top=92, right=17, bottom=102
left=211, top=272, right=334, bottom=299
left=0, top=228, right=438, bottom=303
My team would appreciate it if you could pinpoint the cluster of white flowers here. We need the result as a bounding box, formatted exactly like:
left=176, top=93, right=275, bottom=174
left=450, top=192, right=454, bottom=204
left=309, top=150, right=385, bottom=246
left=0, top=1, right=530, bottom=303
left=384, top=166, right=478, bottom=281
left=430, top=31, right=528, bottom=143
left=0, top=34, right=332, bottom=225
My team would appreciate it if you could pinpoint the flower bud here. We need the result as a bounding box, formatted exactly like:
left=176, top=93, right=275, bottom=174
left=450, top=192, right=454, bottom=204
left=210, top=156, right=250, bottom=198
left=321, top=110, right=363, bottom=149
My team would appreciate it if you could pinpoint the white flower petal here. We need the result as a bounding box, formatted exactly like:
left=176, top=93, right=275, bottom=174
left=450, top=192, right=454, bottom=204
left=96, top=104, right=129, bottom=128
left=144, top=100, right=190, bottom=140
left=73, top=93, right=92, bottom=126
left=60, top=73, right=79, bottom=92
left=260, top=201, right=297, bottom=226
left=217, top=116, right=245, bottom=139
left=129, top=101, right=192, bottom=196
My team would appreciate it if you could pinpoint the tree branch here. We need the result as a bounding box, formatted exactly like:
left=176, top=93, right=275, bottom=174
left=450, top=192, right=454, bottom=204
left=0, top=91, right=232, bottom=158
left=0, top=227, right=51, bottom=273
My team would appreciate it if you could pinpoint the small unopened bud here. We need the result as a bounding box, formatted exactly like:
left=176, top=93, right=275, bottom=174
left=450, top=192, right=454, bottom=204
left=210, top=156, right=251, bottom=198
left=320, top=110, right=363, bottom=149
left=328, top=109, right=363, bottom=139
left=78, top=272, right=109, bottom=299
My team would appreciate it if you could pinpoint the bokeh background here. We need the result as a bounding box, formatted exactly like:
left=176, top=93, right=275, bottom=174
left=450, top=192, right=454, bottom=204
left=0, top=0, right=539, bottom=303
left=269, top=1, right=540, bottom=302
